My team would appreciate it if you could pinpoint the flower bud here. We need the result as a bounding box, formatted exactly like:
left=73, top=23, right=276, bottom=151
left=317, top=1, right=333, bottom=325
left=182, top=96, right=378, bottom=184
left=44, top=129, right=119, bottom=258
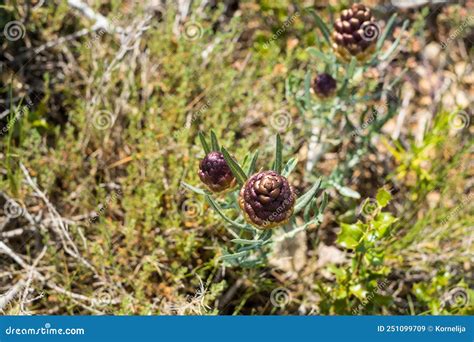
left=313, top=73, right=337, bottom=98
left=238, top=171, right=296, bottom=229
left=198, top=151, right=236, bottom=192
left=332, top=3, right=379, bottom=62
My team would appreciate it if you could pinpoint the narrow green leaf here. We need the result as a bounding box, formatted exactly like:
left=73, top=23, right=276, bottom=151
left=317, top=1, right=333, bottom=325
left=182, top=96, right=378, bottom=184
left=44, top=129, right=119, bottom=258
left=303, top=198, right=316, bottom=222
left=210, top=130, right=219, bottom=151
left=294, top=178, right=322, bottom=214
left=306, top=8, right=330, bottom=44
left=220, top=250, right=250, bottom=261
left=231, top=238, right=262, bottom=245
left=221, top=147, right=247, bottom=185
left=206, top=196, right=245, bottom=229
left=282, top=157, right=298, bottom=177
left=347, top=57, right=357, bottom=79
left=246, top=150, right=259, bottom=176
left=380, top=20, right=409, bottom=61
left=198, top=132, right=210, bottom=154
left=181, top=182, right=207, bottom=196
left=205, top=195, right=252, bottom=231
left=307, top=47, right=333, bottom=64
left=376, top=13, right=397, bottom=51
left=274, top=134, right=283, bottom=174
left=319, top=191, right=329, bottom=213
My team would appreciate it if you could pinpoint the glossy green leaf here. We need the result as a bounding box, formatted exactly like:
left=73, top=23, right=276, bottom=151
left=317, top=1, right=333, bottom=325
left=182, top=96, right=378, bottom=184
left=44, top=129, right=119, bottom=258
left=337, top=222, right=364, bottom=249
left=376, top=188, right=392, bottom=207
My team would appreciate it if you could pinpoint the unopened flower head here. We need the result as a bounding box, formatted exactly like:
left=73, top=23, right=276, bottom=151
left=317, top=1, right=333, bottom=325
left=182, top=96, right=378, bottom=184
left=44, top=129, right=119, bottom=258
left=198, top=151, right=236, bottom=192
left=332, top=3, right=379, bottom=62
left=313, top=73, right=337, bottom=99
left=238, top=171, right=295, bottom=229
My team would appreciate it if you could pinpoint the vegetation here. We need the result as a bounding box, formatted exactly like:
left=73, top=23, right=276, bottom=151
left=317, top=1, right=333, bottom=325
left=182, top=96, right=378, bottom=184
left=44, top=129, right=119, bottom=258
left=0, top=0, right=472, bottom=315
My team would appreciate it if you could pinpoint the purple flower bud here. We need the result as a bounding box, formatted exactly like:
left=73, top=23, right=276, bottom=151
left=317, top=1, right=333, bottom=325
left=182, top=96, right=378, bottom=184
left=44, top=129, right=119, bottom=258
left=198, top=151, right=236, bottom=192
left=313, top=73, right=337, bottom=98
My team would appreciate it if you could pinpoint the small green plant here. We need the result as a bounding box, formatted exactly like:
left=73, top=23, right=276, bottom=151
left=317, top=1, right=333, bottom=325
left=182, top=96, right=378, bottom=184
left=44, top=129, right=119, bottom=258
left=184, top=131, right=328, bottom=268
left=316, top=188, right=397, bottom=314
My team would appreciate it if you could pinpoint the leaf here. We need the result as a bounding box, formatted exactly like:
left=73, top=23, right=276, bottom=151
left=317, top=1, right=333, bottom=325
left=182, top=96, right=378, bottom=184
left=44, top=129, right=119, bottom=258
left=307, top=47, right=333, bottom=64
left=231, top=238, right=262, bottom=245
left=198, top=132, right=210, bottom=154
left=336, top=185, right=361, bottom=199
left=246, top=150, right=259, bottom=176
left=220, top=250, right=250, bottom=261
left=281, top=157, right=298, bottom=177
left=181, top=182, right=207, bottom=196
left=318, top=191, right=329, bottom=213
left=349, top=284, right=368, bottom=301
left=376, top=13, right=397, bottom=51
left=337, top=222, right=364, bottom=249
left=221, top=147, right=247, bottom=186
left=274, top=134, right=283, bottom=174
left=347, top=57, right=357, bottom=79
left=373, top=212, right=397, bottom=238
left=205, top=195, right=250, bottom=231
left=294, top=178, right=322, bottom=214
left=380, top=19, right=409, bottom=61
left=210, top=130, right=220, bottom=151
left=376, top=188, right=392, bottom=208
left=306, top=8, right=331, bottom=44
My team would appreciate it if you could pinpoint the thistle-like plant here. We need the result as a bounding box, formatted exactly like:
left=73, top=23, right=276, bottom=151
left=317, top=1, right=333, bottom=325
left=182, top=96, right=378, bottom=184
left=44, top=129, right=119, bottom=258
left=183, top=131, right=328, bottom=267
left=287, top=4, right=410, bottom=199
